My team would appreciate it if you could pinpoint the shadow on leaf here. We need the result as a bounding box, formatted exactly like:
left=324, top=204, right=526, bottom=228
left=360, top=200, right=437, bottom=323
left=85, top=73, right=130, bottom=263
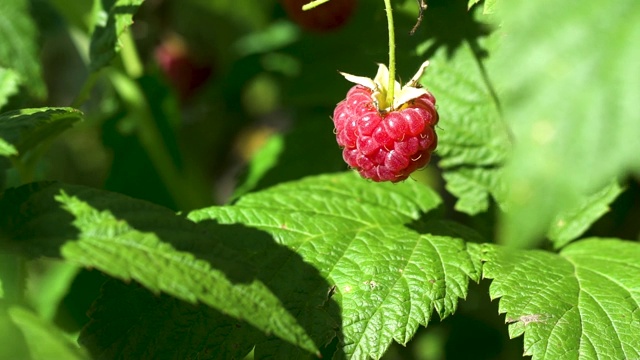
left=0, top=181, right=343, bottom=359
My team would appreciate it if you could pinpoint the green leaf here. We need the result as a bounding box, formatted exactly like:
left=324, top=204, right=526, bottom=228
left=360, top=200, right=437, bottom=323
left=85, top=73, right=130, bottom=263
left=483, top=0, right=497, bottom=14
left=80, top=278, right=260, bottom=359
left=467, top=0, right=497, bottom=13
left=48, top=0, right=95, bottom=33
left=0, top=67, right=20, bottom=111
left=0, top=305, right=30, bottom=359
left=231, top=133, right=284, bottom=200
left=89, top=0, right=145, bottom=71
left=0, top=182, right=318, bottom=356
left=189, top=172, right=481, bottom=359
left=467, top=0, right=481, bottom=10
left=0, top=108, right=83, bottom=157
left=0, top=138, right=17, bottom=157
left=548, top=180, right=624, bottom=249
left=494, top=0, right=640, bottom=247
left=424, top=38, right=509, bottom=215
left=8, top=306, right=90, bottom=360
left=0, top=0, right=46, bottom=98
left=483, top=239, right=640, bottom=359
left=26, top=261, right=81, bottom=321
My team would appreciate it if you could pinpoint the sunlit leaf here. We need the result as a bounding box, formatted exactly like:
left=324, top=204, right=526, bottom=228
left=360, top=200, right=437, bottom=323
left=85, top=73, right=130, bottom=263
left=190, top=172, right=481, bottom=359
left=483, top=239, right=640, bottom=359
left=8, top=306, right=90, bottom=360
left=0, top=67, right=20, bottom=111
left=0, top=138, right=17, bottom=157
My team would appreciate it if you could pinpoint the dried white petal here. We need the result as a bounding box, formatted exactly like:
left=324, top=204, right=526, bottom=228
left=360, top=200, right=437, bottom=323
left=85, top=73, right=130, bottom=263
left=339, top=71, right=377, bottom=90
left=393, top=86, right=429, bottom=109
left=406, top=60, right=430, bottom=87
left=339, top=59, right=432, bottom=111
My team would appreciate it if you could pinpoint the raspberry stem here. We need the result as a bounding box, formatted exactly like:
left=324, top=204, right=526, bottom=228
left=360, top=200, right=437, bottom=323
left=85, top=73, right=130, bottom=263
left=383, top=0, right=396, bottom=108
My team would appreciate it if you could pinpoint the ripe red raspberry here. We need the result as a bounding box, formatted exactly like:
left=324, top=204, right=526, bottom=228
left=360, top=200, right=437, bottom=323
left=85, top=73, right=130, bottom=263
left=333, top=62, right=438, bottom=182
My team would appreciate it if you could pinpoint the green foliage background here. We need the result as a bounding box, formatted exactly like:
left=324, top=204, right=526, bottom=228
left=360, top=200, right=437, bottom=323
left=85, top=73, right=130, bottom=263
left=0, top=0, right=639, bottom=359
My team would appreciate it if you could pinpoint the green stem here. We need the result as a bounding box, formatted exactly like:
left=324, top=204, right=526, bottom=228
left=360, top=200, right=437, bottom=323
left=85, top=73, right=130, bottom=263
left=119, top=29, right=143, bottom=79
left=383, top=0, right=396, bottom=107
left=108, top=70, right=207, bottom=211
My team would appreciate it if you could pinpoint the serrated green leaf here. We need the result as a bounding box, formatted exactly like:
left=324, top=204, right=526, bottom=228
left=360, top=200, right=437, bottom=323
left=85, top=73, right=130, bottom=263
left=80, top=278, right=260, bottom=360
left=0, top=182, right=318, bottom=356
left=483, top=239, right=640, bottom=359
left=548, top=181, right=624, bottom=249
left=424, top=38, right=509, bottom=215
left=8, top=306, right=90, bottom=360
left=0, top=0, right=46, bottom=98
left=189, top=172, right=481, bottom=359
left=494, top=0, right=640, bottom=247
left=0, top=107, right=83, bottom=158
left=0, top=67, right=20, bottom=111
left=89, top=0, right=145, bottom=71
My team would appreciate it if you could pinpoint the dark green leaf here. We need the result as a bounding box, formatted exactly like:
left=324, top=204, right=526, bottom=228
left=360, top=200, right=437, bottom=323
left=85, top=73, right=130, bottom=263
left=89, top=0, right=145, bottom=71
left=424, top=37, right=509, bottom=215
left=0, top=108, right=83, bottom=157
left=0, top=182, right=318, bottom=356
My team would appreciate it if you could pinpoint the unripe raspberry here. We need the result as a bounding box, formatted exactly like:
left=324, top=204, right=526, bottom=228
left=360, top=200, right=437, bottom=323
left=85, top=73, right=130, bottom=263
left=333, top=61, right=438, bottom=182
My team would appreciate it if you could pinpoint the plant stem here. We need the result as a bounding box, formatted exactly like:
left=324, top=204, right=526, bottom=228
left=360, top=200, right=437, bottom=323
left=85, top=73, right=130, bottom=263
left=383, top=0, right=396, bottom=107
left=120, top=29, right=143, bottom=79
left=108, top=70, right=209, bottom=211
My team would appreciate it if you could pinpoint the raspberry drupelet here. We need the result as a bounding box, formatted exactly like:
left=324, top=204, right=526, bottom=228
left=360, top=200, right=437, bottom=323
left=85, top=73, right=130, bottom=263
left=332, top=61, right=439, bottom=182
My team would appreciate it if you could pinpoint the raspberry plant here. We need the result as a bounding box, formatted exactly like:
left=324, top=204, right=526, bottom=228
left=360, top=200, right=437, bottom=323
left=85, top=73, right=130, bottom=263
left=1, top=0, right=639, bottom=359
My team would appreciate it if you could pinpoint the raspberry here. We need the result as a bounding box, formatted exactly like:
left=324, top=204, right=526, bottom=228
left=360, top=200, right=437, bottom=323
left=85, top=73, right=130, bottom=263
left=333, top=62, right=438, bottom=182
left=281, top=0, right=357, bottom=33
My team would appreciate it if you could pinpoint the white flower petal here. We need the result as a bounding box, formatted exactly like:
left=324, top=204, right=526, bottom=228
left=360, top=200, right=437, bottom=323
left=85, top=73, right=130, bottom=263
left=394, top=87, right=429, bottom=109
left=373, top=63, right=390, bottom=91
left=406, top=60, right=430, bottom=87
